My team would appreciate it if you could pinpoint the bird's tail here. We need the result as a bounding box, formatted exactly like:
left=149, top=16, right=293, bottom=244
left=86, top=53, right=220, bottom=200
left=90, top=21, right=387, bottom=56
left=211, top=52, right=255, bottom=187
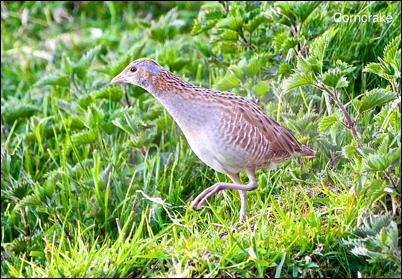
left=300, top=145, right=316, bottom=158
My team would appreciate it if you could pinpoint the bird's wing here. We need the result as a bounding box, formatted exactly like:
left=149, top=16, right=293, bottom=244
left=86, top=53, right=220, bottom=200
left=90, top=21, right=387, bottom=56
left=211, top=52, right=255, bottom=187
left=220, top=95, right=311, bottom=161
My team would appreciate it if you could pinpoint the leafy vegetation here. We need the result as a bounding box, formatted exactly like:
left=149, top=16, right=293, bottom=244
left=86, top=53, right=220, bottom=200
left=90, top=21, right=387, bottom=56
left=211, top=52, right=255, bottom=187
left=1, top=1, right=400, bottom=277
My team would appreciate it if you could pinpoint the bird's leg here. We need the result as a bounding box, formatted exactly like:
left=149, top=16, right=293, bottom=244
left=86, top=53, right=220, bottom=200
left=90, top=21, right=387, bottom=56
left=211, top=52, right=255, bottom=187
left=190, top=170, right=257, bottom=221
left=227, top=173, right=247, bottom=222
left=239, top=190, right=247, bottom=222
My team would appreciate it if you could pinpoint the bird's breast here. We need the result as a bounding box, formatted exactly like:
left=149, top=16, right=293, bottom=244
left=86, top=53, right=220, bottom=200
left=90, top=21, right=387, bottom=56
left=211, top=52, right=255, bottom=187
left=153, top=93, right=260, bottom=174
left=156, top=94, right=220, bottom=131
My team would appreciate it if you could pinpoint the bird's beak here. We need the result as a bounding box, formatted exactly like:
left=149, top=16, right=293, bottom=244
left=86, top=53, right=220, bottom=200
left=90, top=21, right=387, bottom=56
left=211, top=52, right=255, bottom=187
left=111, top=74, right=126, bottom=84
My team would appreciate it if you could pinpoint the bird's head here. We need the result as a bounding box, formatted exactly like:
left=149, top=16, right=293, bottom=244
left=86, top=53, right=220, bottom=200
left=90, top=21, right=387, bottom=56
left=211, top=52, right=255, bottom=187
left=111, top=58, right=163, bottom=89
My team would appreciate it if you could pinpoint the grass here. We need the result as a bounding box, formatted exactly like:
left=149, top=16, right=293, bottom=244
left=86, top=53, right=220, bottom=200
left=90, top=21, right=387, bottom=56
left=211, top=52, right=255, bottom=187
left=4, top=164, right=364, bottom=277
left=1, top=1, right=400, bottom=278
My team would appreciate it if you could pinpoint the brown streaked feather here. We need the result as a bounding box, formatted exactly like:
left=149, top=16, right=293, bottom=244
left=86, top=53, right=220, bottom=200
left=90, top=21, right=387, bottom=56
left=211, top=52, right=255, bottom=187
left=219, top=97, right=312, bottom=165
left=152, top=69, right=315, bottom=166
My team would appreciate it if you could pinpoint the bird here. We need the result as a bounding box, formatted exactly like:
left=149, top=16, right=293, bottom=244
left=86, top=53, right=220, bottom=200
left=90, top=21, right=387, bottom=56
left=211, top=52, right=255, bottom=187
left=111, top=58, right=315, bottom=222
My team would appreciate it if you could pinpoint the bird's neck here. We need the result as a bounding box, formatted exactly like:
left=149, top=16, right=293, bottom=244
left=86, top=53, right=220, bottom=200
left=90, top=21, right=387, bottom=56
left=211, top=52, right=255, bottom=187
left=149, top=70, right=197, bottom=96
left=145, top=70, right=221, bottom=130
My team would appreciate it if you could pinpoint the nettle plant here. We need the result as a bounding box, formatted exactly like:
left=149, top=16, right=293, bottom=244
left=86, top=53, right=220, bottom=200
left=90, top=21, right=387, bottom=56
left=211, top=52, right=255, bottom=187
left=283, top=29, right=400, bottom=276
left=285, top=34, right=400, bottom=206
left=343, top=213, right=401, bottom=277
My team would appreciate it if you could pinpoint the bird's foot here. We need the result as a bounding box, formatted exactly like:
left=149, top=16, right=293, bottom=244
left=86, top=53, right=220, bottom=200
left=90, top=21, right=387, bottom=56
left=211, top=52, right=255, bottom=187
left=190, top=183, right=222, bottom=209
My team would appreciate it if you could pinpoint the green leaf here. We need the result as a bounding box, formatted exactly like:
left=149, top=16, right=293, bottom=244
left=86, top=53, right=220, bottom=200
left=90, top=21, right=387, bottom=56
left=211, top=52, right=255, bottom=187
left=364, top=149, right=400, bottom=171
left=65, top=116, right=85, bottom=130
left=220, top=30, right=238, bottom=41
left=335, top=60, right=355, bottom=75
left=283, top=37, right=299, bottom=51
left=383, top=35, right=401, bottom=64
left=296, top=56, right=320, bottom=74
left=311, top=32, right=328, bottom=72
left=71, top=130, right=97, bottom=147
left=363, top=61, right=398, bottom=83
left=321, top=68, right=349, bottom=89
left=204, top=10, right=224, bottom=20
left=278, top=63, right=292, bottom=75
left=214, top=74, right=240, bottom=91
left=2, top=104, right=39, bottom=123
left=149, top=7, right=183, bottom=42
left=363, top=63, right=383, bottom=76
left=273, top=33, right=289, bottom=52
left=194, top=41, right=212, bottom=57
left=322, top=70, right=340, bottom=88
left=245, top=14, right=266, bottom=33
left=364, top=155, right=391, bottom=171
left=342, top=142, right=358, bottom=159
left=254, top=81, right=269, bottom=96
left=219, top=42, right=238, bottom=54
left=5, top=183, right=30, bottom=200
left=14, top=194, right=42, bottom=210
left=284, top=72, right=315, bottom=91
left=246, top=56, right=265, bottom=77
left=78, top=95, right=95, bottom=109
left=79, top=45, right=102, bottom=65
left=228, top=59, right=247, bottom=79
left=192, top=19, right=219, bottom=35
left=217, top=16, right=243, bottom=32
left=275, top=1, right=321, bottom=25
left=336, top=78, right=349, bottom=88
left=35, top=74, right=70, bottom=87
left=359, top=88, right=396, bottom=113
left=191, top=7, right=224, bottom=35
left=86, top=105, right=105, bottom=128
left=95, top=42, right=145, bottom=77
left=92, top=86, right=124, bottom=102
left=318, top=115, right=337, bottom=135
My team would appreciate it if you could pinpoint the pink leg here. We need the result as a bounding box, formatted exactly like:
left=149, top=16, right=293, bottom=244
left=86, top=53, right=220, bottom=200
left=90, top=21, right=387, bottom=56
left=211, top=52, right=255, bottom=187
left=190, top=170, right=257, bottom=221
left=239, top=190, right=247, bottom=222
left=228, top=173, right=248, bottom=222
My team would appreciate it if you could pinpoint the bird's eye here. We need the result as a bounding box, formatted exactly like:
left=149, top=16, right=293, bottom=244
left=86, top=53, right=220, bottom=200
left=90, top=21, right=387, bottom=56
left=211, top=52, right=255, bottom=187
left=130, top=66, right=137, bottom=72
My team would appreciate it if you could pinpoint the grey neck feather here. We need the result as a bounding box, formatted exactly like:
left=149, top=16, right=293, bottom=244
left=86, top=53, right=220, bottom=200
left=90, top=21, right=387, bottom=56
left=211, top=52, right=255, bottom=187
left=147, top=85, right=219, bottom=134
